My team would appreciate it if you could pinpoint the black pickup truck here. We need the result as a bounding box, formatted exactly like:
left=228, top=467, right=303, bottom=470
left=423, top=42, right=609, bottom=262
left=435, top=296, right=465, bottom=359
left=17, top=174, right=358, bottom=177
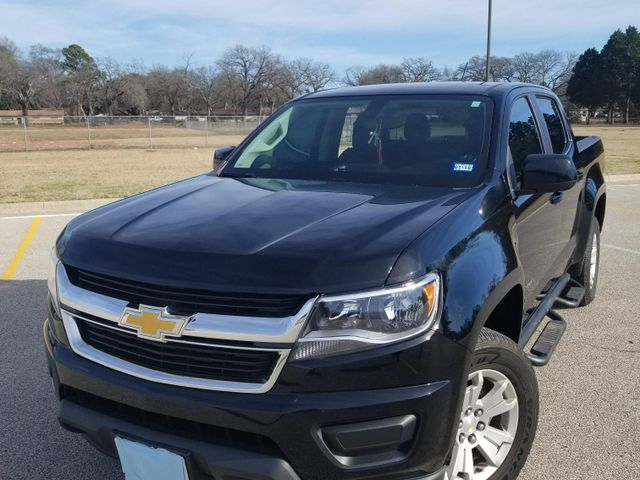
left=45, top=82, right=606, bottom=480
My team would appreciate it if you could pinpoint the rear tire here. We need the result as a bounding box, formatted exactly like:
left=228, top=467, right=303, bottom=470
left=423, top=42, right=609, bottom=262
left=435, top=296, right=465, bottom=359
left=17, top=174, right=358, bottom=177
left=571, top=220, right=600, bottom=306
left=445, top=329, right=539, bottom=480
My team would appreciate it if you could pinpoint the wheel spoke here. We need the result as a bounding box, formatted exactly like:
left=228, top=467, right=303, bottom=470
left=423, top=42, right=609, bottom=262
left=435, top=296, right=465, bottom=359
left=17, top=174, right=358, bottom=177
left=484, top=396, right=517, bottom=418
left=481, top=379, right=516, bottom=417
left=468, top=371, right=484, bottom=407
left=446, top=444, right=475, bottom=479
left=483, top=426, right=514, bottom=446
left=476, top=436, right=501, bottom=467
left=461, top=444, right=475, bottom=478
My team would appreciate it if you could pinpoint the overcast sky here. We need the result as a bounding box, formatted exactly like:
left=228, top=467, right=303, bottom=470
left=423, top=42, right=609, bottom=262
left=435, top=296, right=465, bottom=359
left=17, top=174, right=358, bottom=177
left=2, top=0, right=638, bottom=72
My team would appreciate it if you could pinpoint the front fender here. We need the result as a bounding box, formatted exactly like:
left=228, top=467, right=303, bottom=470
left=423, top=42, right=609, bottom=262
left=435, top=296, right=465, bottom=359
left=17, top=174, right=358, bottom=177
left=388, top=185, right=522, bottom=350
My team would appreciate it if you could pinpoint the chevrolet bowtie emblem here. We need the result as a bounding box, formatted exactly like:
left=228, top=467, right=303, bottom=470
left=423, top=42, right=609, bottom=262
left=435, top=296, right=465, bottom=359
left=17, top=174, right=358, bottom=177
left=119, top=305, right=191, bottom=342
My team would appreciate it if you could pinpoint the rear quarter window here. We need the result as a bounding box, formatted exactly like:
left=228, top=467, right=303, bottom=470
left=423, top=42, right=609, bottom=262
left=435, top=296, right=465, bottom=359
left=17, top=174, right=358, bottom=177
left=536, top=96, right=569, bottom=154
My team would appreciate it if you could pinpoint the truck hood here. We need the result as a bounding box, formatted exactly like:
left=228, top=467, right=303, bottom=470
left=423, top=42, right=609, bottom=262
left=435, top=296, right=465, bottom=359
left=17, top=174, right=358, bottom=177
left=60, top=175, right=473, bottom=294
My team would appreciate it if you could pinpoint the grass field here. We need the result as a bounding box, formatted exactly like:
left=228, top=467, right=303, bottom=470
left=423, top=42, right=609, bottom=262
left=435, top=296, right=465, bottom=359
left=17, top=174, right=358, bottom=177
left=0, top=123, right=252, bottom=152
left=0, top=136, right=245, bottom=203
left=573, top=125, right=640, bottom=174
left=0, top=125, right=638, bottom=204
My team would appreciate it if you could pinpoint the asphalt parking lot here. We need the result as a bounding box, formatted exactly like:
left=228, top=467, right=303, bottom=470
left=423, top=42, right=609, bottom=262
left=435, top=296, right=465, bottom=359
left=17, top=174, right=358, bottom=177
left=0, top=183, right=638, bottom=480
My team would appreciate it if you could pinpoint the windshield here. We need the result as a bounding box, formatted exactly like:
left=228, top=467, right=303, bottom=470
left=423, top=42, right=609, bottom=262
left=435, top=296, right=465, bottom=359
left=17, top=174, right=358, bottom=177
left=221, top=95, right=493, bottom=188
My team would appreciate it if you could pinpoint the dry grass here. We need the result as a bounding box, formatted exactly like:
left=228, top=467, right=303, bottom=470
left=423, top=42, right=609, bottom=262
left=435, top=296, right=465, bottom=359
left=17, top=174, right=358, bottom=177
left=573, top=125, right=640, bottom=175
left=0, top=124, right=252, bottom=152
left=0, top=125, right=638, bottom=204
left=0, top=135, right=246, bottom=203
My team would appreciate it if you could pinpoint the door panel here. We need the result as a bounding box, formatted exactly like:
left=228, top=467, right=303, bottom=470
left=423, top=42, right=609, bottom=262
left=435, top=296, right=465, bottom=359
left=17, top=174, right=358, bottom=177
left=508, top=96, right=566, bottom=309
left=534, top=96, right=583, bottom=274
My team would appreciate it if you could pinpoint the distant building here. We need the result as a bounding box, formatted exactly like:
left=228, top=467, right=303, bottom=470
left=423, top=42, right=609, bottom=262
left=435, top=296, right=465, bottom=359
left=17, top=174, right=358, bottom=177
left=0, top=109, right=65, bottom=125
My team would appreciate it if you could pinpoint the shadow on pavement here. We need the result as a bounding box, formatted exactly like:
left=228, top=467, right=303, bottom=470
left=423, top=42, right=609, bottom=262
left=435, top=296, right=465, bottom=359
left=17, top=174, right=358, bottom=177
left=0, top=279, right=122, bottom=480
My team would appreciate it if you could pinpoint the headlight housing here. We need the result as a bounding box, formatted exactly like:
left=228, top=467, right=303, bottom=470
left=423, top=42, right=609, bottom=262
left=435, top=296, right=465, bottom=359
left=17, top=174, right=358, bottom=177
left=291, top=272, right=441, bottom=361
left=48, top=247, right=61, bottom=318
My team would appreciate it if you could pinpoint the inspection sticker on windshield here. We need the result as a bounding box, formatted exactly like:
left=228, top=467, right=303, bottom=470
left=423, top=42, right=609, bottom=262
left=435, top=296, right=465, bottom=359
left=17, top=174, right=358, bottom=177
left=470, top=101, right=482, bottom=108
left=452, top=162, right=475, bottom=173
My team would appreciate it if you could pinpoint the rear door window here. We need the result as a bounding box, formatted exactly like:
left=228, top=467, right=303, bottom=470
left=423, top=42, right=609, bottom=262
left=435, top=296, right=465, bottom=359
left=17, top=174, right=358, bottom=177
left=508, top=97, right=542, bottom=186
left=536, top=96, right=568, bottom=153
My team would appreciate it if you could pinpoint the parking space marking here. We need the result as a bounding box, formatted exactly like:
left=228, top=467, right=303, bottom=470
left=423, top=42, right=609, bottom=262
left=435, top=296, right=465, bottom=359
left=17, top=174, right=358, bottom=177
left=602, top=243, right=640, bottom=256
left=0, top=212, right=81, bottom=221
left=1, top=217, right=42, bottom=280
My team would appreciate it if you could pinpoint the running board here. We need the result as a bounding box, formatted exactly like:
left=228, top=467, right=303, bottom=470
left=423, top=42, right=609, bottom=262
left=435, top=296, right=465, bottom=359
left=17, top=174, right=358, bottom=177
left=526, top=311, right=567, bottom=367
left=554, top=278, right=585, bottom=308
left=537, top=277, right=586, bottom=308
left=520, top=273, right=571, bottom=367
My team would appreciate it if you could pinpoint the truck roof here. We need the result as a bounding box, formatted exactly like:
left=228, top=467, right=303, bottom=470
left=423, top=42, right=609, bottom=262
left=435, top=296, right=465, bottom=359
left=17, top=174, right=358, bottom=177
left=305, top=81, right=550, bottom=100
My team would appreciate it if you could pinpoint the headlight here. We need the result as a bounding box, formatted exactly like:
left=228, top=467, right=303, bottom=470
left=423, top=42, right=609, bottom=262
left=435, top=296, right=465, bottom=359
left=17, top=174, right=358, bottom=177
left=48, top=247, right=61, bottom=318
left=291, top=272, right=440, bottom=361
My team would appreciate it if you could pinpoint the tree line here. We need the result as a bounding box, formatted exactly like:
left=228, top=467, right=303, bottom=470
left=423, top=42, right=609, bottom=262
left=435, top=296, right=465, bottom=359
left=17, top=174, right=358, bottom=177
left=568, top=25, right=640, bottom=123
left=0, top=25, right=637, bottom=121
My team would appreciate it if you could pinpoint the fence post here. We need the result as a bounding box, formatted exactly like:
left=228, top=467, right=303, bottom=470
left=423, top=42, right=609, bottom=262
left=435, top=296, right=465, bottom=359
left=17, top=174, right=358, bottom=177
left=85, top=116, right=92, bottom=150
left=204, top=117, right=209, bottom=147
left=148, top=117, right=153, bottom=149
left=22, top=117, right=29, bottom=152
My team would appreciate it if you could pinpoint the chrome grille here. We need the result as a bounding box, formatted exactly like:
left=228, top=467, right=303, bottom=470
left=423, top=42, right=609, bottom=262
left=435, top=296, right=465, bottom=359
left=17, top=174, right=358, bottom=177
left=76, top=316, right=280, bottom=383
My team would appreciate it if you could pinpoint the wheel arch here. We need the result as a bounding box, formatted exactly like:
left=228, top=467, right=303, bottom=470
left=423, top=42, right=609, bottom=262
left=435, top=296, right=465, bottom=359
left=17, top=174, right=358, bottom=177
left=483, top=284, right=524, bottom=344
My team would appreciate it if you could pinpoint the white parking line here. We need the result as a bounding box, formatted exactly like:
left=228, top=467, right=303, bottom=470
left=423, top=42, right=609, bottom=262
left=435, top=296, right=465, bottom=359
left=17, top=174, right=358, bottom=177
left=602, top=243, right=640, bottom=256
left=0, top=212, right=82, bottom=221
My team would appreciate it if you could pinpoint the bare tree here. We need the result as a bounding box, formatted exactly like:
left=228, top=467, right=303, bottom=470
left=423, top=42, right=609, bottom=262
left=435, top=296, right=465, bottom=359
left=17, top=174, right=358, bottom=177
left=512, top=52, right=540, bottom=83
left=96, top=58, right=132, bottom=115
left=192, top=66, right=224, bottom=115
left=217, top=45, right=276, bottom=115
left=401, top=57, right=441, bottom=82
left=452, top=56, right=486, bottom=81
left=536, top=50, right=577, bottom=93
left=3, top=46, right=58, bottom=118
left=489, top=57, right=517, bottom=82
left=145, top=66, right=185, bottom=115
left=119, top=73, right=148, bottom=114
left=28, top=45, right=64, bottom=108
left=344, top=64, right=403, bottom=86
left=0, top=37, right=18, bottom=107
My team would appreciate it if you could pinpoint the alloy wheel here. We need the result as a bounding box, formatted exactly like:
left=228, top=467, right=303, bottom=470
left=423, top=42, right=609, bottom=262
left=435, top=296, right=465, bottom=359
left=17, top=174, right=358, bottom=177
left=445, top=369, right=519, bottom=480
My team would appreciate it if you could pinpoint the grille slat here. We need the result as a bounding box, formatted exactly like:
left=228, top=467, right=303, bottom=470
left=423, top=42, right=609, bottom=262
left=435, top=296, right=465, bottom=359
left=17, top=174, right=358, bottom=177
left=66, top=266, right=308, bottom=317
left=77, top=319, right=279, bottom=383
left=85, top=327, right=273, bottom=366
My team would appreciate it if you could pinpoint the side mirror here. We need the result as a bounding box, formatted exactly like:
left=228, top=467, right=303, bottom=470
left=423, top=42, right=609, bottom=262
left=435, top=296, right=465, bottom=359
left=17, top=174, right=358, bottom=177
left=520, top=154, right=578, bottom=193
left=213, top=146, right=235, bottom=168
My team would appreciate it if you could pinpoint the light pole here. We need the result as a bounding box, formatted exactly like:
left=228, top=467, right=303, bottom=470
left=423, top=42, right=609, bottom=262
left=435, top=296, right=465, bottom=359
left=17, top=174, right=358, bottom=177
left=485, top=0, right=493, bottom=82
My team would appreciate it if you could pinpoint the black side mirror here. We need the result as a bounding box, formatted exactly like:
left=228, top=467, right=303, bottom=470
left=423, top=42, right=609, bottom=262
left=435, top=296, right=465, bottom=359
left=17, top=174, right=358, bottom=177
left=213, top=146, right=235, bottom=168
left=520, top=154, right=578, bottom=193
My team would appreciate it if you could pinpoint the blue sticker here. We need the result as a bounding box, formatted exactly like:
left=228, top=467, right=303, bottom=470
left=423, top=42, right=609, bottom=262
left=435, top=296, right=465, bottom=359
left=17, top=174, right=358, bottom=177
left=452, top=162, right=475, bottom=173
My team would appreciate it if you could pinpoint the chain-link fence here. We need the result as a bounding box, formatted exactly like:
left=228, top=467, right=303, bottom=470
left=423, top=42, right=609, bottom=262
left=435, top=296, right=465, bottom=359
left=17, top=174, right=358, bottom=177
left=0, top=115, right=265, bottom=152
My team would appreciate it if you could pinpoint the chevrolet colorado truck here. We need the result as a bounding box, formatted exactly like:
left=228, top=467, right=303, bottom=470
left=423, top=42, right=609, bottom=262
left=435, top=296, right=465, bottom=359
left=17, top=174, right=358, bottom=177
left=45, top=82, right=606, bottom=480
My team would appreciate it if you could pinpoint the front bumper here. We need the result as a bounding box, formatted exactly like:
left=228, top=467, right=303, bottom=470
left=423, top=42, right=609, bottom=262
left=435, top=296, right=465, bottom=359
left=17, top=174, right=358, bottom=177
left=45, top=317, right=469, bottom=480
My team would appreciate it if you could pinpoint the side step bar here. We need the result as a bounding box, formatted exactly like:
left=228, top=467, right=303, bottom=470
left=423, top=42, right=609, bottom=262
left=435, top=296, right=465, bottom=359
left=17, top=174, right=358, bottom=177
left=526, top=311, right=566, bottom=366
left=554, top=278, right=586, bottom=308
left=520, top=274, right=573, bottom=367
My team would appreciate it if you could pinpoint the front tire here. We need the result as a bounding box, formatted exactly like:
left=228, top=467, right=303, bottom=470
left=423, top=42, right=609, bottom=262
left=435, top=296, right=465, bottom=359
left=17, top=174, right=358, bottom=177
left=445, top=329, right=539, bottom=480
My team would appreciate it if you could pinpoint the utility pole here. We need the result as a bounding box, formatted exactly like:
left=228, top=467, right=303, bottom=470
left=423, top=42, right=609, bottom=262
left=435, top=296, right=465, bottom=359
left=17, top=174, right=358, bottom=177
left=485, top=0, right=493, bottom=82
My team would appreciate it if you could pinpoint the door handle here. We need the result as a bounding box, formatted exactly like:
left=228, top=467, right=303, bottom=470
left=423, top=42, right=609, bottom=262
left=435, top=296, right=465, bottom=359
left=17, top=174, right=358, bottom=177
left=550, top=192, right=564, bottom=204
